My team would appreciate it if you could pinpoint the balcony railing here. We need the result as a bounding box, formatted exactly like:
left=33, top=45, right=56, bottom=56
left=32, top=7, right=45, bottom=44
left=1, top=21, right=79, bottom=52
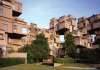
left=1, top=0, right=12, bottom=6
left=78, top=23, right=84, bottom=28
left=74, top=38, right=82, bottom=45
left=89, top=14, right=100, bottom=23
left=87, top=22, right=100, bottom=31
left=93, top=22, right=100, bottom=29
left=86, top=24, right=91, bottom=31
left=74, top=38, right=90, bottom=47
left=12, top=18, right=28, bottom=35
left=12, top=0, right=22, bottom=13
left=8, top=39, right=22, bottom=45
left=55, top=23, right=70, bottom=31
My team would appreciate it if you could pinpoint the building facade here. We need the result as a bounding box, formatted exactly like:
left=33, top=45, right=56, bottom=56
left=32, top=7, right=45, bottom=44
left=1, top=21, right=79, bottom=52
left=0, top=0, right=28, bottom=57
left=87, top=14, right=100, bottom=47
left=49, top=15, right=77, bottom=57
left=75, top=17, right=92, bottom=48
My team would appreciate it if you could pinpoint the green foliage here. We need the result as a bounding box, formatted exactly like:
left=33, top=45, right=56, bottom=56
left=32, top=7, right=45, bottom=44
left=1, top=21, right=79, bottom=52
left=64, top=32, right=76, bottom=57
left=77, top=48, right=100, bottom=63
left=0, top=58, right=25, bottom=67
left=21, top=33, right=49, bottom=63
left=64, top=33, right=75, bottom=47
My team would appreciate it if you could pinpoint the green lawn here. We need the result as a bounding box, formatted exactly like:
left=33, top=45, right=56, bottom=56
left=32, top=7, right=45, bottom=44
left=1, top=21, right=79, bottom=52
left=55, top=63, right=96, bottom=70
left=0, top=63, right=96, bottom=70
left=0, top=64, right=54, bottom=70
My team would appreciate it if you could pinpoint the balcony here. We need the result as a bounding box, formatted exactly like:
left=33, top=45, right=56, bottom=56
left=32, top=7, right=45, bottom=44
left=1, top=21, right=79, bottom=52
left=55, top=23, right=69, bottom=35
left=8, top=39, right=22, bottom=46
left=96, top=14, right=100, bottom=20
left=89, top=14, right=100, bottom=23
left=74, top=38, right=82, bottom=46
left=78, top=22, right=85, bottom=29
left=87, top=24, right=92, bottom=31
left=12, top=18, right=28, bottom=36
left=0, top=1, right=12, bottom=18
left=58, top=17, right=66, bottom=23
left=12, top=0, right=22, bottom=16
left=58, top=15, right=72, bottom=23
left=74, top=37, right=91, bottom=48
left=54, top=37, right=60, bottom=43
left=93, top=22, right=100, bottom=30
left=87, top=22, right=100, bottom=34
left=1, top=0, right=12, bottom=6
left=0, top=17, right=13, bottom=33
left=81, top=29, right=87, bottom=35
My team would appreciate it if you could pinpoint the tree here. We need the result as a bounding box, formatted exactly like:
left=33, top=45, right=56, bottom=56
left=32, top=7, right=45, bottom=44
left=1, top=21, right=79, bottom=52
left=20, top=33, right=49, bottom=63
left=64, top=32, right=76, bottom=57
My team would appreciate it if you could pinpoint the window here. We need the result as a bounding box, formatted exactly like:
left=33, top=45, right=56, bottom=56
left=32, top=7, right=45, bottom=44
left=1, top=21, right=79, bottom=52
left=0, top=6, right=3, bottom=16
left=21, top=28, right=28, bottom=34
left=2, top=21, right=8, bottom=31
left=3, top=23, right=8, bottom=31
left=0, top=34, right=4, bottom=40
left=13, top=24, right=18, bottom=32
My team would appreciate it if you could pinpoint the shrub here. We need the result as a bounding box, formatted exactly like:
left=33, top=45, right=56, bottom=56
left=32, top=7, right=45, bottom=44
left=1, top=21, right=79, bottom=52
left=0, top=58, right=25, bottom=68
left=19, top=33, right=49, bottom=63
left=76, top=48, right=100, bottom=64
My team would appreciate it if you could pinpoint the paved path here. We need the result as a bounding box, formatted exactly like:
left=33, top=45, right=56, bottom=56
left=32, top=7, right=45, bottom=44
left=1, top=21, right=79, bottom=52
left=63, top=66, right=96, bottom=70
left=54, top=63, right=63, bottom=67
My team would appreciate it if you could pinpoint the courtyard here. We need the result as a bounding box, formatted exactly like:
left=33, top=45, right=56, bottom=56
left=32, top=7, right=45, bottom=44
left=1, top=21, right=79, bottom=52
left=0, top=63, right=97, bottom=70
left=0, top=64, right=53, bottom=70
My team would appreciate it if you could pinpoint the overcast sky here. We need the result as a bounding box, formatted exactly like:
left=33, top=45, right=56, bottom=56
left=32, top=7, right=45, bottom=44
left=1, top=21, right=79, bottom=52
left=20, top=0, right=100, bottom=28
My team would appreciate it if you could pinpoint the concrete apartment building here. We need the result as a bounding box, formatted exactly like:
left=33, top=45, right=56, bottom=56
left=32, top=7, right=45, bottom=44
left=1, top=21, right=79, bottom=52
left=49, top=14, right=100, bottom=57
left=87, top=14, right=100, bottom=47
left=55, top=15, right=77, bottom=35
left=75, top=17, right=92, bottom=48
left=0, top=0, right=99, bottom=58
left=0, top=0, right=28, bottom=57
left=42, top=28, right=61, bottom=57
left=49, top=15, right=78, bottom=57
left=74, top=14, right=100, bottom=49
left=49, top=18, right=62, bottom=57
left=23, top=23, right=40, bottom=45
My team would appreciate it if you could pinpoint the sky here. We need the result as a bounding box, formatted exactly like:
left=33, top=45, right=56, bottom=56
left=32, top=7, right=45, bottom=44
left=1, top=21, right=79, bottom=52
left=20, top=0, right=100, bottom=28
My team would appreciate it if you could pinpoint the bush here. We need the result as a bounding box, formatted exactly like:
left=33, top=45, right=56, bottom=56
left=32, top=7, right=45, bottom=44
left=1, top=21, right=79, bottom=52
left=76, top=48, right=100, bottom=64
left=0, top=58, right=25, bottom=68
left=20, top=33, right=49, bottom=63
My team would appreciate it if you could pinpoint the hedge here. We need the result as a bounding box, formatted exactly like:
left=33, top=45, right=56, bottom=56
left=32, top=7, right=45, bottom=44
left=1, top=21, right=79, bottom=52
left=76, top=48, right=100, bottom=64
left=0, top=58, right=25, bottom=68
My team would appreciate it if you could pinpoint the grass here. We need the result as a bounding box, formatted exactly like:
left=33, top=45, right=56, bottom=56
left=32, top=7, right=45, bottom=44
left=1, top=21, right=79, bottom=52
left=55, top=63, right=94, bottom=70
left=0, top=64, right=54, bottom=70
left=54, top=56, right=94, bottom=70
left=55, top=57, right=75, bottom=64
